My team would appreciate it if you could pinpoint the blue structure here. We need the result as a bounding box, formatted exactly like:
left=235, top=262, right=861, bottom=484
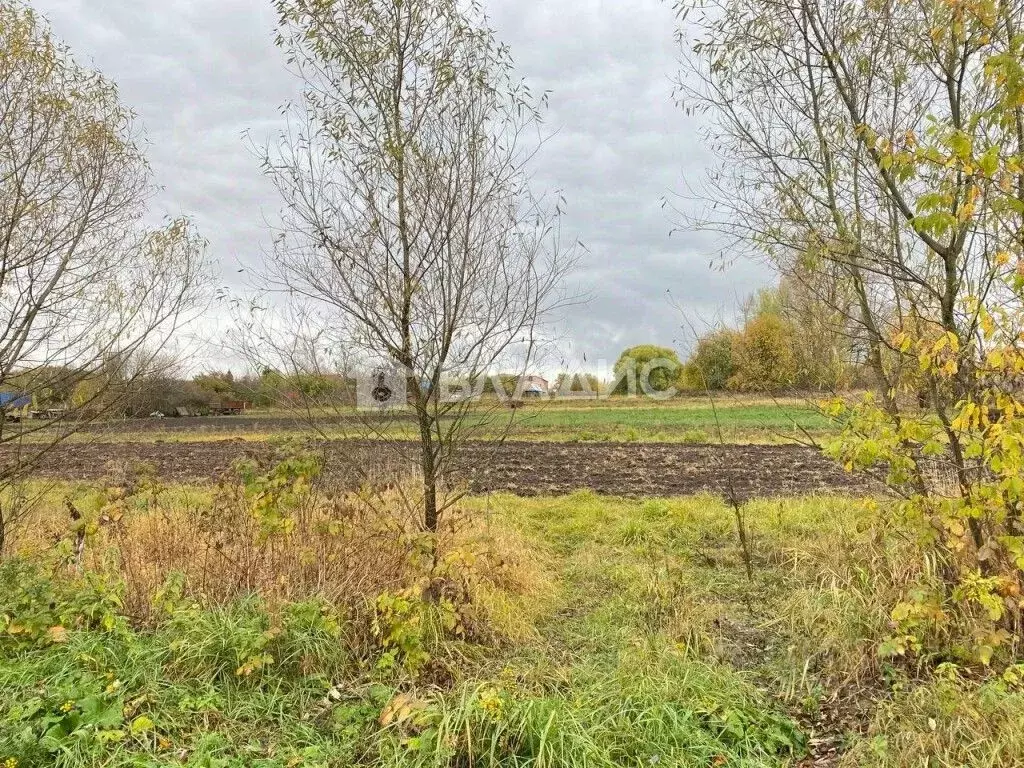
left=0, top=393, right=31, bottom=409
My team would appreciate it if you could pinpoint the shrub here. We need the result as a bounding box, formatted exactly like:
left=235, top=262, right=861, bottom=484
left=683, top=329, right=738, bottom=391
left=553, top=371, right=601, bottom=395
left=0, top=560, right=125, bottom=649
left=728, top=314, right=798, bottom=392
left=611, top=345, right=684, bottom=395
left=826, top=336, right=1024, bottom=671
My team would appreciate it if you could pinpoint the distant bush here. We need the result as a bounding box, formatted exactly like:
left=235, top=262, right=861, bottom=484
left=612, top=345, right=684, bottom=395
left=554, top=371, right=600, bottom=394
left=191, top=369, right=357, bottom=408
left=681, top=284, right=854, bottom=393
left=478, top=373, right=522, bottom=397
left=727, top=314, right=798, bottom=392
left=682, top=329, right=738, bottom=391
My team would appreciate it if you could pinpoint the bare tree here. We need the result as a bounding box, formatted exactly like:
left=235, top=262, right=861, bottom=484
left=259, top=0, right=575, bottom=533
left=0, top=1, right=208, bottom=554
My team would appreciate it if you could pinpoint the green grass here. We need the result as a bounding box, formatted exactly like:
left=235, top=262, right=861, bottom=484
left=504, top=401, right=830, bottom=442
left=0, top=555, right=804, bottom=767
left=3, top=489, right=1022, bottom=767
left=0, top=581, right=375, bottom=767
left=55, top=397, right=836, bottom=445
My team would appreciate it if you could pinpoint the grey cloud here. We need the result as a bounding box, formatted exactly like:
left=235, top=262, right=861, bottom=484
left=31, top=0, right=773, bottom=369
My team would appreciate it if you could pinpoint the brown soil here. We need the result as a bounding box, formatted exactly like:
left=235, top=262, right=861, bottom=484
left=5, top=440, right=869, bottom=499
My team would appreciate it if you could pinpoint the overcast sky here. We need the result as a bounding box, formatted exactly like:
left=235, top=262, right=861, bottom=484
left=32, top=0, right=774, bottom=370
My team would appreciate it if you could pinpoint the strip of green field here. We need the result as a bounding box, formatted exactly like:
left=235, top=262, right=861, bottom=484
left=63, top=399, right=836, bottom=445
left=505, top=402, right=831, bottom=442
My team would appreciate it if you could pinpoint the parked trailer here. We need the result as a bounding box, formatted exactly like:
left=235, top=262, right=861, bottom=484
left=210, top=400, right=250, bottom=416
left=30, top=407, right=68, bottom=420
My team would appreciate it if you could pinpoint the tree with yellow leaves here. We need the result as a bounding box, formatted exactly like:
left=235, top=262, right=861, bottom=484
left=681, top=0, right=1024, bottom=666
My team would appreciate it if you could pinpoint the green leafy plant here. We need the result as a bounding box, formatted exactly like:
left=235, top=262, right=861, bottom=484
left=232, top=442, right=322, bottom=540
left=0, top=561, right=124, bottom=649
left=372, top=590, right=459, bottom=676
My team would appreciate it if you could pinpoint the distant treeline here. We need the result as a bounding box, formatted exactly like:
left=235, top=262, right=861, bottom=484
left=1, top=366, right=359, bottom=418
left=681, top=280, right=872, bottom=394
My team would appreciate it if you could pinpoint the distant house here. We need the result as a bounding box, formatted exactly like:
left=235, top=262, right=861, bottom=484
left=520, top=375, right=549, bottom=399
left=0, top=392, right=32, bottom=421
left=0, top=392, right=31, bottom=410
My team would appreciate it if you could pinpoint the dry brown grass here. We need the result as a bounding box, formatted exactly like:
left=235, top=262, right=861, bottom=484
left=6, top=457, right=556, bottom=652
left=108, top=490, right=417, bottom=622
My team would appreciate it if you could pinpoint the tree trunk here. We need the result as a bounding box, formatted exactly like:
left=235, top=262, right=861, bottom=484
left=417, top=408, right=439, bottom=533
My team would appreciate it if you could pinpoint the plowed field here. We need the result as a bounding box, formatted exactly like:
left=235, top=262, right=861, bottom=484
left=5, top=440, right=869, bottom=499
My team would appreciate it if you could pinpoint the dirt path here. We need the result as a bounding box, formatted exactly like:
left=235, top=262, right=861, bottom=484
left=4, top=440, right=869, bottom=499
